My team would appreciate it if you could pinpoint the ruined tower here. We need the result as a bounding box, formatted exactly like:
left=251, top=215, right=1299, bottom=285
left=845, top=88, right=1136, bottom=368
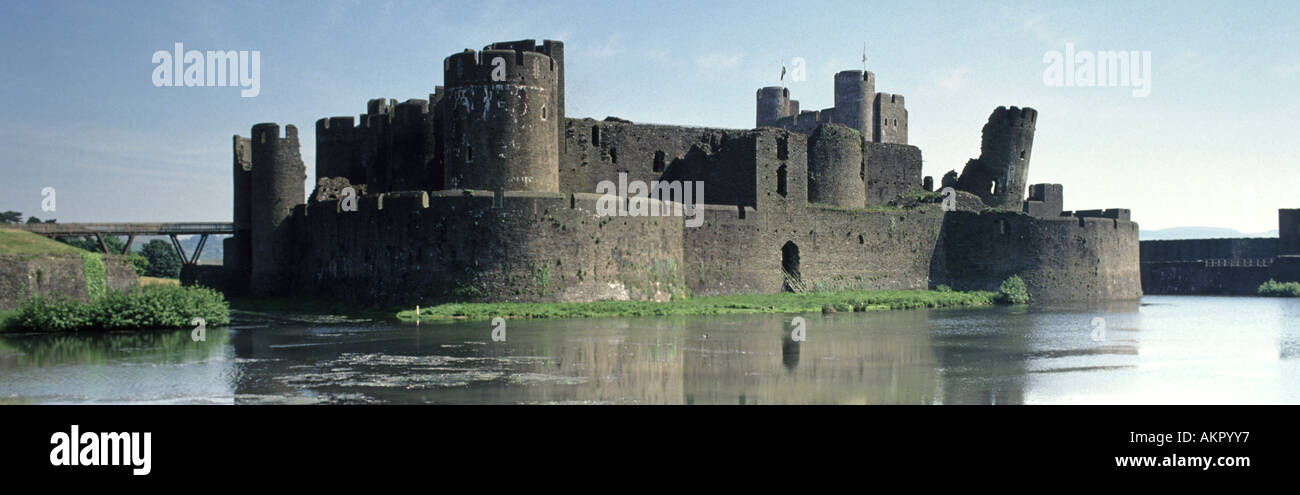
left=833, top=70, right=873, bottom=136
left=443, top=40, right=563, bottom=192
left=956, top=106, right=1037, bottom=208
left=249, top=123, right=305, bottom=297
left=807, top=123, right=866, bottom=208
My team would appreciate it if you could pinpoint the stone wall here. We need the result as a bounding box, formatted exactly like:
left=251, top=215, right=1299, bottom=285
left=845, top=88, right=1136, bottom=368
left=0, top=254, right=138, bottom=310
left=288, top=190, right=684, bottom=306
left=934, top=213, right=1142, bottom=302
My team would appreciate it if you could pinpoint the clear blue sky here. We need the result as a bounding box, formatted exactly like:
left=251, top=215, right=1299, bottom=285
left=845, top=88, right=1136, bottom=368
left=1, top=0, right=1296, bottom=232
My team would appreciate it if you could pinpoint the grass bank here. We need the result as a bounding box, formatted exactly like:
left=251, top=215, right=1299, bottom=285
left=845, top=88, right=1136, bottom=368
left=0, top=228, right=87, bottom=256
left=396, top=289, right=997, bottom=321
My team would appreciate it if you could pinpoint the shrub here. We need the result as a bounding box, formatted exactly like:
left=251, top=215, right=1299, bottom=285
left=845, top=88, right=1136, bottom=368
left=996, top=275, right=1030, bottom=304
left=128, top=253, right=149, bottom=276
left=9, top=284, right=229, bottom=332
left=1258, top=279, right=1300, bottom=297
left=12, top=296, right=95, bottom=331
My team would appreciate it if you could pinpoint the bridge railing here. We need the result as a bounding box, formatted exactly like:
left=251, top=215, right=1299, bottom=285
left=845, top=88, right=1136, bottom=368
left=8, top=222, right=234, bottom=235
left=1203, top=258, right=1274, bottom=268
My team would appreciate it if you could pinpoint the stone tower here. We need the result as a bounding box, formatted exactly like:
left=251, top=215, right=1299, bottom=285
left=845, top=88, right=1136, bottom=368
left=874, top=93, right=907, bottom=144
left=442, top=40, right=563, bottom=192
left=756, top=86, right=792, bottom=128
left=249, top=123, right=305, bottom=297
left=807, top=123, right=866, bottom=208
left=956, top=106, right=1037, bottom=208
left=833, top=70, right=874, bottom=136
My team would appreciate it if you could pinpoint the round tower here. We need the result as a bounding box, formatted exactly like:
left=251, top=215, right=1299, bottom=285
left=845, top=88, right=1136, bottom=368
left=756, top=86, right=789, bottom=128
left=250, top=123, right=306, bottom=297
left=807, top=123, right=866, bottom=208
left=976, top=106, right=1037, bottom=208
left=442, top=45, right=560, bottom=192
left=833, top=70, right=874, bottom=137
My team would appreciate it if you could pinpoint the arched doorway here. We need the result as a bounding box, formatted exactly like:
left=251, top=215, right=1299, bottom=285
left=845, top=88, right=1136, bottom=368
left=781, top=241, right=803, bottom=292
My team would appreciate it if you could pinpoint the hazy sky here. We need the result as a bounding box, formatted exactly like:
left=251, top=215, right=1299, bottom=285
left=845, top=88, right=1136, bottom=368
left=1, top=0, right=1296, bottom=232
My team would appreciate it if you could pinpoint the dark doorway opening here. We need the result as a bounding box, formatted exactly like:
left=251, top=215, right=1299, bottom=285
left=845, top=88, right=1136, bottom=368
left=782, top=241, right=804, bottom=292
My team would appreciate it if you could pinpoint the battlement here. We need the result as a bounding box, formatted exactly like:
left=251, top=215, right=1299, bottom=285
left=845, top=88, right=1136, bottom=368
left=367, top=98, right=395, bottom=116
left=251, top=123, right=298, bottom=143
left=987, top=106, right=1038, bottom=127
left=1067, top=208, right=1131, bottom=221
left=444, top=49, right=558, bottom=87
left=393, top=99, right=429, bottom=124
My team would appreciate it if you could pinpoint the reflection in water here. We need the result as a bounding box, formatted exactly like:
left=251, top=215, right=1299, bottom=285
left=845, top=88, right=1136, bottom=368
left=2, top=296, right=1298, bottom=404
left=0, top=328, right=234, bottom=404
left=781, top=335, right=799, bottom=370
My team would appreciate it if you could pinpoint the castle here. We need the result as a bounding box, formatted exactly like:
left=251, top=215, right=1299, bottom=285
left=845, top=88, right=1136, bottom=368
left=204, top=39, right=1143, bottom=305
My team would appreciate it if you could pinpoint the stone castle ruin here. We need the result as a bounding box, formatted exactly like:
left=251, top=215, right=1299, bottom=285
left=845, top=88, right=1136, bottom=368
left=208, top=39, right=1142, bottom=305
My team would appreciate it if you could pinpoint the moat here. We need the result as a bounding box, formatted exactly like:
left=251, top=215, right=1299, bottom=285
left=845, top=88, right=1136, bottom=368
left=2, top=295, right=1298, bottom=405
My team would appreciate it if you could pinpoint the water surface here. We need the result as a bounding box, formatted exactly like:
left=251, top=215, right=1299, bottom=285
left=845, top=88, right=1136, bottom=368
left=2, top=295, right=1297, bottom=404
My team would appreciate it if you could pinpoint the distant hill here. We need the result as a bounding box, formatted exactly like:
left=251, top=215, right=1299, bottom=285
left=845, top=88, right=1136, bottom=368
left=1140, top=227, right=1279, bottom=241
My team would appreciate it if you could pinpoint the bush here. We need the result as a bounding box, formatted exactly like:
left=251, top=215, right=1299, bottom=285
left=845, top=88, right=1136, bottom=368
left=128, top=253, right=149, bottom=276
left=1258, top=279, right=1300, bottom=297
left=12, top=296, right=95, bottom=331
left=996, top=275, right=1030, bottom=304
left=10, top=284, right=229, bottom=332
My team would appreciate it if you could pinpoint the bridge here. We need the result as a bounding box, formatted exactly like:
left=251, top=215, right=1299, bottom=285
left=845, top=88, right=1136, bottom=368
left=9, top=222, right=233, bottom=265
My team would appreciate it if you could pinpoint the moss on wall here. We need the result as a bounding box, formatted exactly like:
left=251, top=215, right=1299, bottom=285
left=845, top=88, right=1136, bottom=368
left=79, top=252, right=106, bottom=301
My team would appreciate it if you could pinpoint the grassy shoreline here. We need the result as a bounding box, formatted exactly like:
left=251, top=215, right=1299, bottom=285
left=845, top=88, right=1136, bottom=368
left=396, top=289, right=998, bottom=321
